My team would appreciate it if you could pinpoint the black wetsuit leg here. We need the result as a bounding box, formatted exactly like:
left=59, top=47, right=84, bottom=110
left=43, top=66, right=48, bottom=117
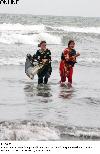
left=44, top=76, right=48, bottom=84
left=38, top=75, right=43, bottom=84
left=38, top=64, right=52, bottom=84
left=44, top=71, right=50, bottom=84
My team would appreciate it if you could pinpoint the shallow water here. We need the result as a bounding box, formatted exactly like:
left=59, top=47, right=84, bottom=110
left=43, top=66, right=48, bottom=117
left=0, top=65, right=100, bottom=140
left=0, top=14, right=100, bottom=140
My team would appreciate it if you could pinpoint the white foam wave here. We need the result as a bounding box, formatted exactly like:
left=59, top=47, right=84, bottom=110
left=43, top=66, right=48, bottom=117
left=0, top=23, right=100, bottom=34
left=0, top=23, right=61, bottom=45
left=0, top=121, right=60, bottom=141
left=0, top=23, right=45, bottom=33
left=51, top=26, right=100, bottom=34
left=38, top=33, right=61, bottom=44
left=0, top=23, right=99, bottom=45
left=0, top=32, right=61, bottom=45
left=0, top=121, right=100, bottom=140
left=66, top=127, right=100, bottom=139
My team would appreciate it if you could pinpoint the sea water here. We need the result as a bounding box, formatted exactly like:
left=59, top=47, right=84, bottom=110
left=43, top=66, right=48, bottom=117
left=0, top=14, right=100, bottom=140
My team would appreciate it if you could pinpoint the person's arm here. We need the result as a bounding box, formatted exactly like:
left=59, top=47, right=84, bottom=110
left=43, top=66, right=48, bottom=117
left=69, top=52, right=80, bottom=62
left=34, top=50, right=42, bottom=63
left=62, top=48, right=69, bottom=61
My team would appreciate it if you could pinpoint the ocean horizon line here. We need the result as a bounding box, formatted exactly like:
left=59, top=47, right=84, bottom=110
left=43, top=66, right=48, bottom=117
left=0, top=12, right=100, bottom=19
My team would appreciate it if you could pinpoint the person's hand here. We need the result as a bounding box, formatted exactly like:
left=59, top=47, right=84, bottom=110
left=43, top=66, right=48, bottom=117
left=71, top=56, right=76, bottom=62
left=69, top=56, right=76, bottom=62
left=76, top=52, right=80, bottom=56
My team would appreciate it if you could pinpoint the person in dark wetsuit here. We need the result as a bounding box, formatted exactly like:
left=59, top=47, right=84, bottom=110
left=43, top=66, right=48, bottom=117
left=34, top=41, right=52, bottom=84
left=60, top=40, right=80, bottom=86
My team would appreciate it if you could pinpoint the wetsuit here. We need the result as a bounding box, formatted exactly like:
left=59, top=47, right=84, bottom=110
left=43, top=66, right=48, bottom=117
left=60, top=48, right=77, bottom=84
left=35, top=49, right=52, bottom=84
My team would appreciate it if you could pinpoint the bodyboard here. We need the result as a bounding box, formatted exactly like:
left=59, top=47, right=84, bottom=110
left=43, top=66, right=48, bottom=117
left=25, top=54, right=44, bottom=79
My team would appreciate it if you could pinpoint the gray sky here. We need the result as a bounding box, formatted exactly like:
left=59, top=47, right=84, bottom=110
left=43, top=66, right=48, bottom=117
left=0, top=0, right=100, bottom=17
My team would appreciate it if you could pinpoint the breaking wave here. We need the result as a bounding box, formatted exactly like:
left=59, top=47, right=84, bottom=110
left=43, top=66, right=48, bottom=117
left=0, top=120, right=100, bottom=141
left=0, top=23, right=100, bottom=45
left=0, top=121, right=60, bottom=141
left=0, top=23, right=45, bottom=33
left=0, top=23, right=61, bottom=45
left=47, top=25, right=100, bottom=34
left=0, top=32, right=61, bottom=45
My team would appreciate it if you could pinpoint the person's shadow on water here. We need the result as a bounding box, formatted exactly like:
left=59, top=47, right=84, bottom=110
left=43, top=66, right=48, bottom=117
left=24, top=82, right=52, bottom=102
left=36, top=84, right=52, bottom=98
left=59, top=83, right=75, bottom=100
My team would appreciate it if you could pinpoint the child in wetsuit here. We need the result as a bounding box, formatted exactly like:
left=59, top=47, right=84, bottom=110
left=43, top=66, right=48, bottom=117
left=34, top=41, right=52, bottom=84
left=60, top=40, right=80, bottom=85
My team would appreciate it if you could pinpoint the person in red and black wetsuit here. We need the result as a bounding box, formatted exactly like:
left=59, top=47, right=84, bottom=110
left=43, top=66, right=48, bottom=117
left=59, top=40, right=80, bottom=86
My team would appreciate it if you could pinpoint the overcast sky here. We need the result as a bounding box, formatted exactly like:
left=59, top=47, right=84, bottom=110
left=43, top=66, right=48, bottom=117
left=0, top=0, right=100, bottom=17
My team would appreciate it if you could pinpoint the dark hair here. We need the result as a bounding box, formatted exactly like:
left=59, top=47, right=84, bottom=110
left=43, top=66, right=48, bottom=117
left=68, top=40, right=75, bottom=47
left=38, top=41, right=46, bottom=47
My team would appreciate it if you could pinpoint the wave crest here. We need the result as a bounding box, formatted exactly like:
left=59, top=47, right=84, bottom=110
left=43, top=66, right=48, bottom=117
left=0, top=23, right=61, bottom=45
left=0, top=32, right=61, bottom=45
left=0, top=121, right=100, bottom=140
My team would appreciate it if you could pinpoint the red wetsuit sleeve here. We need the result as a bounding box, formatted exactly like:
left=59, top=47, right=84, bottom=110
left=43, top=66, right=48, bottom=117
left=63, top=48, right=69, bottom=60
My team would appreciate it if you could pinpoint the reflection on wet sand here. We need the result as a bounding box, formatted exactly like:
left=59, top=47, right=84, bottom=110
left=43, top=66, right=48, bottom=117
left=24, top=82, right=53, bottom=103
left=59, top=83, right=75, bottom=99
left=36, top=84, right=52, bottom=97
left=24, top=82, right=75, bottom=101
